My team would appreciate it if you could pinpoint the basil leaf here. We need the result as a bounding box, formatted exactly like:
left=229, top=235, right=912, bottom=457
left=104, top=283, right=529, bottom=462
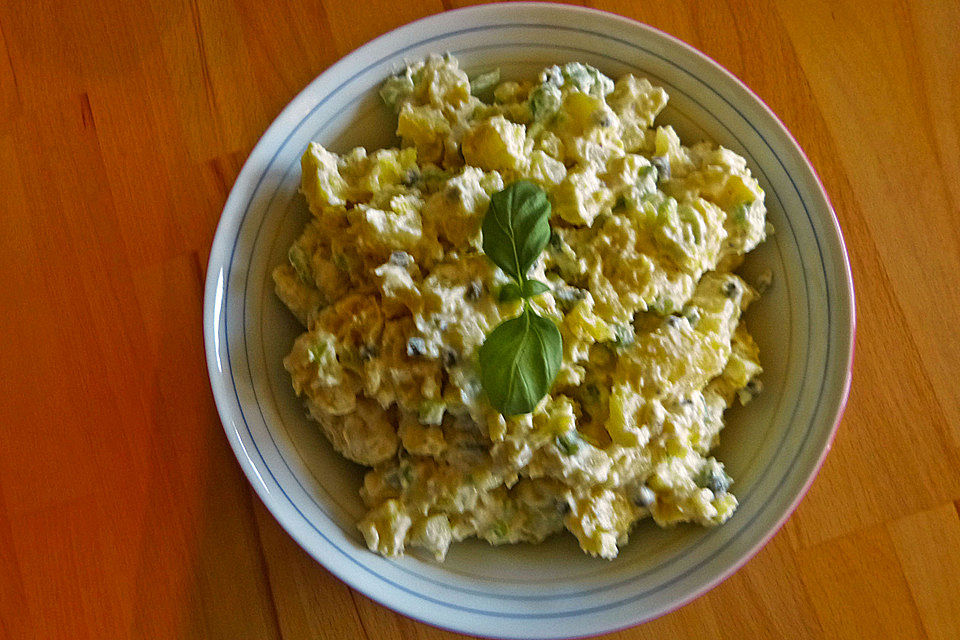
left=482, top=181, right=552, bottom=282
left=521, top=279, right=550, bottom=298
left=479, top=182, right=563, bottom=416
left=499, top=282, right=523, bottom=302
left=479, top=308, right=562, bottom=416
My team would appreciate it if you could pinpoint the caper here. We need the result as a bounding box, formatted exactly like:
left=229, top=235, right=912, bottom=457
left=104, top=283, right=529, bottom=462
left=695, top=465, right=732, bottom=494
left=389, top=250, right=412, bottom=267
left=466, top=279, right=483, bottom=300
left=441, top=347, right=458, bottom=367
left=406, top=337, right=427, bottom=357
left=650, top=155, right=671, bottom=182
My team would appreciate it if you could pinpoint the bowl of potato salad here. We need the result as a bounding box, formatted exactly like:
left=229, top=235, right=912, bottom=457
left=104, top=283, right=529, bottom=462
left=203, top=3, right=854, bottom=638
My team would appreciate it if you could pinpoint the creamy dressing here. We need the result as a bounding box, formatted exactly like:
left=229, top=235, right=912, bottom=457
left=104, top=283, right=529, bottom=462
left=274, top=55, right=767, bottom=560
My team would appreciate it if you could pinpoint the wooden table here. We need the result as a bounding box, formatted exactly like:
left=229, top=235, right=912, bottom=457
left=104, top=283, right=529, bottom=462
left=3, top=0, right=959, bottom=637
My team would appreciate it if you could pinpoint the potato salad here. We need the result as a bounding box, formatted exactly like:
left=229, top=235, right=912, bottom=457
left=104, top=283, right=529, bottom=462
left=273, top=55, right=768, bottom=560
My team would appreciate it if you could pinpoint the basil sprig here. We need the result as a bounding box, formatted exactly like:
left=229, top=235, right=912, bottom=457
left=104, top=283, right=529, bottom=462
left=478, top=181, right=563, bottom=416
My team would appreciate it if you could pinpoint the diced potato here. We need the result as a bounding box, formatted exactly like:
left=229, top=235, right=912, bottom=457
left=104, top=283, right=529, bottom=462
left=300, top=142, right=347, bottom=208
left=461, top=115, right=528, bottom=173
left=272, top=264, right=322, bottom=328
left=608, top=75, right=668, bottom=152
left=564, top=489, right=639, bottom=559
left=525, top=150, right=566, bottom=187
left=358, top=499, right=412, bottom=556
left=397, top=103, right=451, bottom=165
left=552, top=166, right=612, bottom=226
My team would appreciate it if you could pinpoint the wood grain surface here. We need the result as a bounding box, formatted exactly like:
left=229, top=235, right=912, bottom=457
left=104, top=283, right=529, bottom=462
left=2, top=0, right=958, bottom=638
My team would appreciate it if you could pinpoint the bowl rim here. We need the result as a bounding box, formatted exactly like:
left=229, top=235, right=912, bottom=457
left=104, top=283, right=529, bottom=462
left=203, top=3, right=856, bottom=637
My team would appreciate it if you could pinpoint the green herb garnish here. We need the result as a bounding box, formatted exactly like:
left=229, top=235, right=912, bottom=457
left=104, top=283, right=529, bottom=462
left=555, top=431, right=582, bottom=456
left=481, top=181, right=552, bottom=283
left=469, top=68, right=501, bottom=98
left=478, top=181, right=562, bottom=416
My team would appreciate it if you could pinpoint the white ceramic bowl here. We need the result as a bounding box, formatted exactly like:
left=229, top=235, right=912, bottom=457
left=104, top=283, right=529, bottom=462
left=203, top=3, right=855, bottom=637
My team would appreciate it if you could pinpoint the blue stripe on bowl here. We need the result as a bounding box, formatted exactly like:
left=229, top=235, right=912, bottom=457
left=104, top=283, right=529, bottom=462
left=216, top=20, right=834, bottom=624
left=242, top=38, right=809, bottom=598
left=230, top=32, right=824, bottom=606
left=249, top=58, right=800, bottom=586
